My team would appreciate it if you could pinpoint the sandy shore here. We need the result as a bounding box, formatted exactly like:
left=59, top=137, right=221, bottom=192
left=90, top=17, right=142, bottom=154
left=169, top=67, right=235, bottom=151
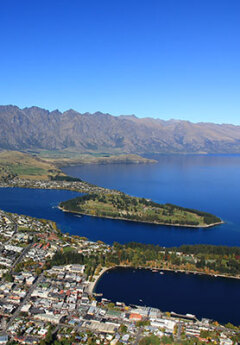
left=87, top=267, right=112, bottom=295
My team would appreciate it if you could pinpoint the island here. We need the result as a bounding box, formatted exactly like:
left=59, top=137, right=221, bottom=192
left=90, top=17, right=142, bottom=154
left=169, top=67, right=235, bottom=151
left=59, top=193, right=222, bottom=228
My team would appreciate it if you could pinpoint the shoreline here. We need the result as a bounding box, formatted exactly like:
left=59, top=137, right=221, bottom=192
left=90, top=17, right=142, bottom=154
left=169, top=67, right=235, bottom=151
left=87, top=267, right=113, bottom=295
left=58, top=158, right=158, bottom=167
left=89, top=265, right=240, bottom=295
left=58, top=206, right=224, bottom=229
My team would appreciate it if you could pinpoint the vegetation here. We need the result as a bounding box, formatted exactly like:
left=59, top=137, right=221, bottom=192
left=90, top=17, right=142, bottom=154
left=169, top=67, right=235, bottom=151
left=60, top=193, right=221, bottom=227
left=139, top=335, right=200, bottom=345
left=0, top=150, right=64, bottom=181
left=112, top=242, right=240, bottom=276
left=50, top=250, right=97, bottom=278
left=49, top=242, right=240, bottom=280
left=139, top=335, right=161, bottom=345
left=50, top=174, right=82, bottom=182
left=3, top=272, right=13, bottom=282
left=37, top=150, right=157, bottom=165
left=51, top=250, right=84, bottom=266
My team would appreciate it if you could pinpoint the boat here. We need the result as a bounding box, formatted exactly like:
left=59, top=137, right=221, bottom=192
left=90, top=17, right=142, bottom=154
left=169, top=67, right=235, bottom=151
left=152, top=269, right=158, bottom=272
left=160, top=271, right=164, bottom=275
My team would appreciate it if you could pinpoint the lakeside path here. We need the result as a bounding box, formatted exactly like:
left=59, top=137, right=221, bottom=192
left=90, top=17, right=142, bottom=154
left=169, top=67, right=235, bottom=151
left=87, top=267, right=112, bottom=295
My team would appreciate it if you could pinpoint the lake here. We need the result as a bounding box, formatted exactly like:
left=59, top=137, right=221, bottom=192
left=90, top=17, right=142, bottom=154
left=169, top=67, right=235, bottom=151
left=95, top=267, right=240, bottom=325
left=1, top=154, right=240, bottom=324
left=0, top=154, right=240, bottom=246
left=63, top=154, right=240, bottom=247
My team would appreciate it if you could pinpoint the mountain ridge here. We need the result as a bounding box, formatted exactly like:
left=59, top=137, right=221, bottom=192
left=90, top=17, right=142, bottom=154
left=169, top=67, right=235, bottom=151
left=1, top=105, right=240, bottom=154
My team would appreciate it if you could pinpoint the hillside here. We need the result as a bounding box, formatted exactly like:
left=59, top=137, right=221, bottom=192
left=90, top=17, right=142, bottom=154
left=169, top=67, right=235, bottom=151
left=59, top=193, right=222, bottom=228
left=41, top=153, right=157, bottom=166
left=0, top=105, right=240, bottom=154
left=0, top=150, right=64, bottom=180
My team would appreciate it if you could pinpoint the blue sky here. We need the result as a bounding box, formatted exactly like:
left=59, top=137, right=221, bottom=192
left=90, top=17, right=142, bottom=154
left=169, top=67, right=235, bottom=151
left=0, top=0, right=240, bottom=124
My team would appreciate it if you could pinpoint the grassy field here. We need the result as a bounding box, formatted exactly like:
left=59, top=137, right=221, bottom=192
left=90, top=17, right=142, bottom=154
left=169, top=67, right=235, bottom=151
left=60, top=193, right=222, bottom=227
left=0, top=150, right=155, bottom=182
left=35, top=150, right=157, bottom=166
left=0, top=150, right=64, bottom=180
left=0, top=149, right=154, bottom=185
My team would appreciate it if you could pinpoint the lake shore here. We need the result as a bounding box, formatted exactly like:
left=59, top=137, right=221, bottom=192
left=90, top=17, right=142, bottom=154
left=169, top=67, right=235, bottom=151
left=87, top=267, right=113, bottom=295
left=90, top=265, right=240, bottom=296
left=58, top=205, right=224, bottom=229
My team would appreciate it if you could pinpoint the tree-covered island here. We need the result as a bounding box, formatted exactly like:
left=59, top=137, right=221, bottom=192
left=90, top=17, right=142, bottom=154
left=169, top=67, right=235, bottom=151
left=59, top=193, right=222, bottom=228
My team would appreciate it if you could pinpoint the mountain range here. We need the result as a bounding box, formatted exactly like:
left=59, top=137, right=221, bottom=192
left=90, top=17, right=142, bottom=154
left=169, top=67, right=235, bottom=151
left=1, top=105, right=240, bottom=154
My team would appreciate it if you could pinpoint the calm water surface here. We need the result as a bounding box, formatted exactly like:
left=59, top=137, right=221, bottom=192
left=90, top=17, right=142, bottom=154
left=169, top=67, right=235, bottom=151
left=63, top=154, right=240, bottom=246
left=0, top=155, right=239, bottom=247
left=95, top=267, right=240, bottom=325
left=1, top=155, right=240, bottom=324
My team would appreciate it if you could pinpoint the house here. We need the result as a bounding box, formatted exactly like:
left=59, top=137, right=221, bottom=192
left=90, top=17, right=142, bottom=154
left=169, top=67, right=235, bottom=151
left=121, top=334, right=130, bottom=343
left=26, top=276, right=36, bottom=286
left=129, top=313, right=142, bottom=321
left=0, top=335, right=8, bottom=344
left=34, top=313, right=65, bottom=324
left=38, top=328, right=48, bottom=337
left=220, top=337, right=233, bottom=345
left=66, top=264, right=85, bottom=274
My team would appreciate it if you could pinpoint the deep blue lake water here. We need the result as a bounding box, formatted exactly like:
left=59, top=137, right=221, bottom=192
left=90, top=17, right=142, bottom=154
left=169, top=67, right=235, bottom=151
left=95, top=267, right=240, bottom=325
left=0, top=154, right=240, bottom=246
left=0, top=154, right=240, bottom=324
left=63, top=154, right=240, bottom=247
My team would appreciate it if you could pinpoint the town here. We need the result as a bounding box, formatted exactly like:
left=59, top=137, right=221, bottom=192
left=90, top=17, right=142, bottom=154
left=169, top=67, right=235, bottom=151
left=0, top=177, right=118, bottom=196
left=0, top=209, right=238, bottom=344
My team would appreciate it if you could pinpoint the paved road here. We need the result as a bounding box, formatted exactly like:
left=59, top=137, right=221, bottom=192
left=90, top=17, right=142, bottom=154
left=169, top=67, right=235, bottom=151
left=11, top=243, right=32, bottom=271
left=177, top=321, right=183, bottom=340
left=134, top=327, right=144, bottom=345
left=5, top=272, right=44, bottom=330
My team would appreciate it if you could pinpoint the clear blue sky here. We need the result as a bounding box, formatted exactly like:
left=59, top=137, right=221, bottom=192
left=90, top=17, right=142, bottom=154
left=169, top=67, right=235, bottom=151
left=0, top=0, right=240, bottom=124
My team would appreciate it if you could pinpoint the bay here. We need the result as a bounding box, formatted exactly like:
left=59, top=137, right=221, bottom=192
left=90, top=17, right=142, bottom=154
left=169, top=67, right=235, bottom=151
left=0, top=154, right=240, bottom=324
left=95, top=267, right=240, bottom=325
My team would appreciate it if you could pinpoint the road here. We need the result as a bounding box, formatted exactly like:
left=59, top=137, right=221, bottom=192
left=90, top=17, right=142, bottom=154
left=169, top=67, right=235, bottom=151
left=177, top=321, right=183, bottom=340
left=11, top=243, right=32, bottom=271
left=134, top=327, right=144, bottom=345
left=5, top=272, right=44, bottom=330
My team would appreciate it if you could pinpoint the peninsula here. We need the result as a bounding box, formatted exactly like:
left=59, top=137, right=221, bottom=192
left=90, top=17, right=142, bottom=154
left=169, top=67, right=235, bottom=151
left=59, top=193, right=222, bottom=228
left=0, top=207, right=238, bottom=345
left=0, top=150, right=222, bottom=228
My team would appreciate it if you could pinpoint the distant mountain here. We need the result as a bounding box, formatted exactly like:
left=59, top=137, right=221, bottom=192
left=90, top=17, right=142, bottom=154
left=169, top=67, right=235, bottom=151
left=1, top=105, right=240, bottom=154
